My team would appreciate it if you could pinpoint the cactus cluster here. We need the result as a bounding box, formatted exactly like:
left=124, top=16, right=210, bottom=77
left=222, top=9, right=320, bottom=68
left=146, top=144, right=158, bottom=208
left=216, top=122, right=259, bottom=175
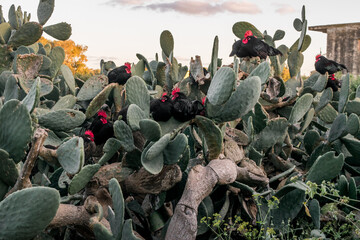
left=0, top=2, right=359, bottom=240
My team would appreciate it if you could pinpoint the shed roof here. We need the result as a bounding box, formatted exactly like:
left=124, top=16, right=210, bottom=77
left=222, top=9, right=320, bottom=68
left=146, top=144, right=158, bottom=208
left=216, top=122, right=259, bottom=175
left=309, top=22, right=360, bottom=33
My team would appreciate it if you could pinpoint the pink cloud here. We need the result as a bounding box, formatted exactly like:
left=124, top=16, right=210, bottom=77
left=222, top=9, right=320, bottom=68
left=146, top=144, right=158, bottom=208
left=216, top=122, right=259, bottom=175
left=106, top=0, right=262, bottom=15
left=274, top=4, right=295, bottom=15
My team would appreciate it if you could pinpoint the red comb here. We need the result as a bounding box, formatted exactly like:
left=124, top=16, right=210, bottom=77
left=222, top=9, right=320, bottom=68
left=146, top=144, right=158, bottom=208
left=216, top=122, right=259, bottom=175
left=172, top=87, right=180, bottom=96
left=202, top=97, right=206, bottom=105
left=125, top=62, right=131, bottom=74
left=162, top=92, right=167, bottom=97
left=315, top=54, right=321, bottom=59
left=244, top=30, right=253, bottom=38
left=98, top=110, right=107, bottom=119
left=85, top=130, right=94, bottom=142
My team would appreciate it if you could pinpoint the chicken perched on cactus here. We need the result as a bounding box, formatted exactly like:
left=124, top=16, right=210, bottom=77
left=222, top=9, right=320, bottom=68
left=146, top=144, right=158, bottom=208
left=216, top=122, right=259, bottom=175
left=83, top=130, right=96, bottom=163
left=171, top=88, right=205, bottom=122
left=315, top=55, right=348, bottom=75
left=108, top=62, right=132, bottom=85
left=229, top=30, right=282, bottom=59
left=150, top=92, right=173, bottom=122
left=326, top=74, right=341, bottom=92
left=89, top=104, right=114, bottom=145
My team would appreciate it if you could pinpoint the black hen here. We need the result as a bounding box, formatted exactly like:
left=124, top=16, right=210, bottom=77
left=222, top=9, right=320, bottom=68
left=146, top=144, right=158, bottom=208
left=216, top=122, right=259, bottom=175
left=315, top=55, right=347, bottom=75
left=171, top=88, right=205, bottom=122
left=150, top=93, right=173, bottom=122
left=83, top=130, right=96, bottom=163
left=89, top=105, right=114, bottom=145
left=326, top=74, right=341, bottom=92
left=108, top=62, right=132, bottom=85
left=230, top=30, right=282, bottom=59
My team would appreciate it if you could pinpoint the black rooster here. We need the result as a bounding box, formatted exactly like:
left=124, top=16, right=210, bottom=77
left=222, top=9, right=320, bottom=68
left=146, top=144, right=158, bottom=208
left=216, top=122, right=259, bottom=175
left=89, top=105, right=114, bottom=145
left=326, top=74, right=341, bottom=92
left=108, top=62, right=132, bottom=85
left=315, top=55, right=347, bottom=75
left=171, top=88, right=205, bottom=122
left=83, top=130, right=96, bottom=163
left=230, top=30, right=282, bottom=59
left=150, top=93, right=173, bottom=122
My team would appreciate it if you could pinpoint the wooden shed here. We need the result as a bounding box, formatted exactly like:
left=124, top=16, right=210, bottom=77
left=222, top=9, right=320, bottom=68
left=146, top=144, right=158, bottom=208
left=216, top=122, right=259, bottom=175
left=309, top=22, right=360, bottom=75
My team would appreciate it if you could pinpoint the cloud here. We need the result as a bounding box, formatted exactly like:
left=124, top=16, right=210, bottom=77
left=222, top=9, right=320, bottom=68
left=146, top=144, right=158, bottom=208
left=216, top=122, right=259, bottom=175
left=105, top=0, right=262, bottom=15
left=274, top=3, right=295, bottom=15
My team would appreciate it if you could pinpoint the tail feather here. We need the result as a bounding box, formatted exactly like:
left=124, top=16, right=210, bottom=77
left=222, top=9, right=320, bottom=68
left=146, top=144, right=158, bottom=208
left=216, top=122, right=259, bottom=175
left=339, top=63, right=348, bottom=72
left=268, top=46, right=283, bottom=56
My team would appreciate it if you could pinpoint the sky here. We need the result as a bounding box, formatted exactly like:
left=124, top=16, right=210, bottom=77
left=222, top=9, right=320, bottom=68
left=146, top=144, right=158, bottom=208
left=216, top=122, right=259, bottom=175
left=1, top=0, right=360, bottom=75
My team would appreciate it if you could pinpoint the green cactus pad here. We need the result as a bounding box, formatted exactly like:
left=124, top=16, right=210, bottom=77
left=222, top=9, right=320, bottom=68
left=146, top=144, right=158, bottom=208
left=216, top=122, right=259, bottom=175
left=127, top=104, right=147, bottom=131
left=3, top=74, right=18, bottom=102
left=273, top=29, right=285, bottom=41
left=132, top=60, right=145, bottom=78
left=109, top=178, right=125, bottom=240
left=43, top=22, right=72, bottom=41
left=52, top=95, right=77, bottom=110
left=293, top=18, right=303, bottom=31
left=306, top=151, right=344, bottom=184
left=14, top=53, right=42, bottom=79
left=0, top=148, right=18, bottom=186
left=315, top=87, right=332, bottom=113
left=317, top=104, right=337, bottom=123
left=56, top=137, right=84, bottom=175
left=48, top=46, right=65, bottom=78
left=0, top=45, right=12, bottom=73
left=288, top=51, right=304, bottom=78
left=341, top=137, right=360, bottom=159
left=21, top=76, right=40, bottom=113
left=272, top=189, right=306, bottom=230
left=8, top=5, right=19, bottom=30
left=0, top=99, right=32, bottom=163
left=142, top=135, right=170, bottom=174
left=210, top=36, right=219, bottom=78
left=232, top=21, right=264, bottom=39
left=308, top=199, right=320, bottom=229
left=298, top=20, right=308, bottom=51
left=337, top=175, right=349, bottom=196
left=8, top=22, right=43, bottom=48
left=37, top=0, right=54, bottom=25
left=254, top=118, right=288, bottom=151
left=122, top=219, right=142, bottom=240
left=68, top=164, right=101, bottom=195
left=136, top=54, right=155, bottom=84
left=338, top=73, right=350, bottom=113
left=60, top=65, right=76, bottom=94
left=346, top=113, right=359, bottom=135
left=194, top=116, right=222, bottom=160
left=290, top=35, right=311, bottom=53
left=163, top=133, right=188, bottom=164
left=139, top=119, right=162, bottom=142
left=44, top=85, right=60, bottom=101
left=0, top=22, right=11, bottom=43
left=98, top=138, right=122, bottom=166
left=85, top=83, right=115, bottom=119
left=125, top=76, right=150, bottom=115
left=77, top=75, right=108, bottom=101
left=19, top=76, right=53, bottom=97
left=0, top=187, right=60, bottom=240
left=288, top=93, right=313, bottom=124
left=345, top=101, right=360, bottom=115
left=207, top=67, right=236, bottom=105
left=114, top=120, right=135, bottom=152
left=160, top=30, right=174, bottom=57
left=312, top=73, right=328, bottom=92
left=207, top=76, right=262, bottom=123
left=328, top=113, right=347, bottom=143
left=38, top=109, right=85, bottom=131
left=303, top=129, right=320, bottom=154
left=274, top=181, right=309, bottom=199
left=248, top=61, right=271, bottom=84
left=91, top=221, right=114, bottom=240
left=40, top=55, right=52, bottom=71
